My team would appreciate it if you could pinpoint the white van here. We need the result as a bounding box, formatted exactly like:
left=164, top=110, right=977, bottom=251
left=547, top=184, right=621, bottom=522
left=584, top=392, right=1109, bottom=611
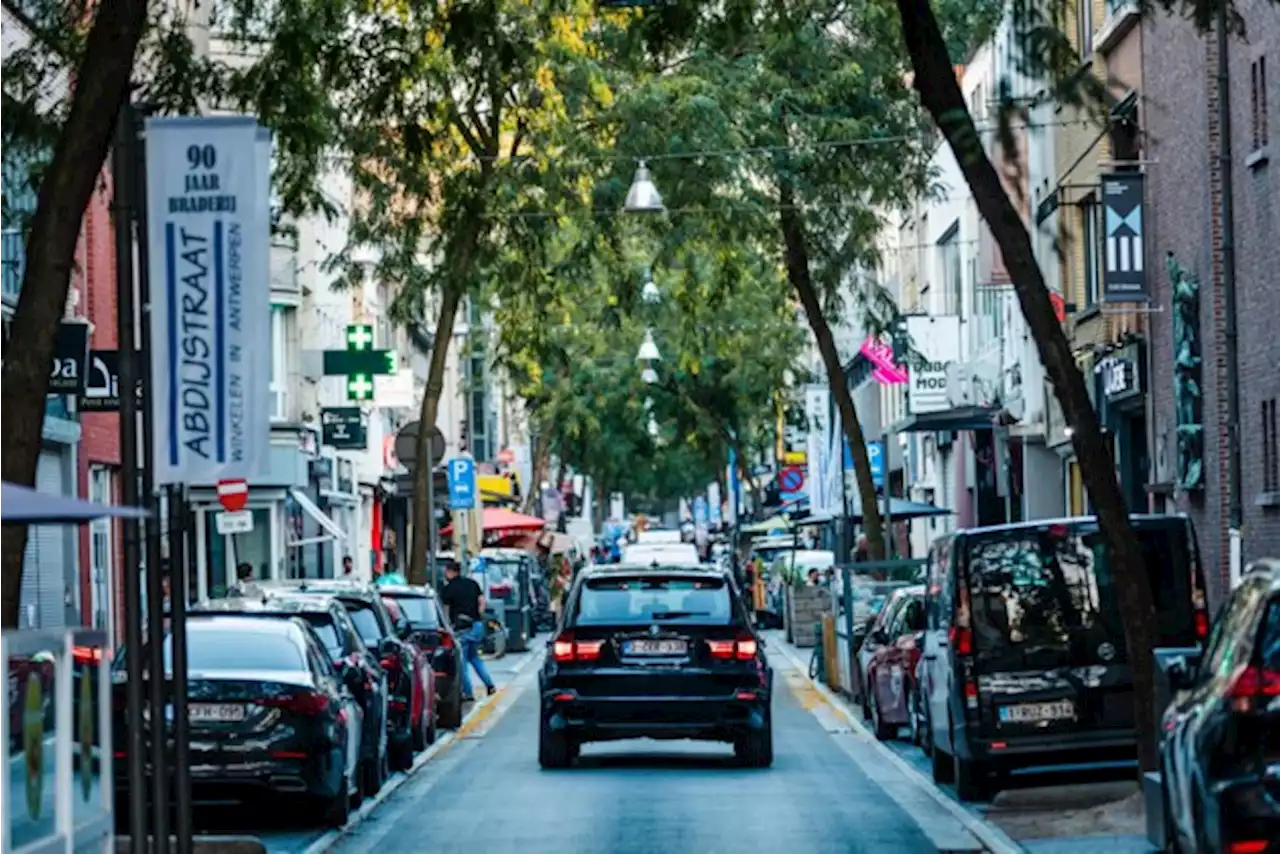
left=620, top=542, right=701, bottom=567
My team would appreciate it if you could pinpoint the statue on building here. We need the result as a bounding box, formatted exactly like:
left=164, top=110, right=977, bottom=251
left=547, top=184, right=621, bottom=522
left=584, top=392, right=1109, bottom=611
left=1168, top=253, right=1204, bottom=492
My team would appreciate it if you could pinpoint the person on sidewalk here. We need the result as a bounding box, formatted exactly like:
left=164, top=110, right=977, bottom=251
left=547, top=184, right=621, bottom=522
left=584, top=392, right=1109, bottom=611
left=440, top=560, right=496, bottom=701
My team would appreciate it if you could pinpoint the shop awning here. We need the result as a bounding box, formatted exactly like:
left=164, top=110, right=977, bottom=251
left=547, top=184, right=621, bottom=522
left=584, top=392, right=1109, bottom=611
left=1, top=480, right=149, bottom=523
left=890, top=405, right=1002, bottom=434
left=742, top=514, right=791, bottom=534
left=288, top=488, right=347, bottom=546
left=440, top=507, right=546, bottom=536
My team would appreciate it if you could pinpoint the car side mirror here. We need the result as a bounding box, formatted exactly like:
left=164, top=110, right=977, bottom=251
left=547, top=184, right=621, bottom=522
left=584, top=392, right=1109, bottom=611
left=378, top=637, right=400, bottom=658
left=1166, top=656, right=1198, bottom=691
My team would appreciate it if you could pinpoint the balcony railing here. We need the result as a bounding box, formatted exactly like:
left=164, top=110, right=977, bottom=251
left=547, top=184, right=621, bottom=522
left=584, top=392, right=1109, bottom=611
left=969, top=284, right=1017, bottom=360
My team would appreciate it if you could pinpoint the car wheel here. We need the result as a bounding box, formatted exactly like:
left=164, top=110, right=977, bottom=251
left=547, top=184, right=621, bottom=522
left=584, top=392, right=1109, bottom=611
left=438, top=685, right=464, bottom=729
left=538, top=715, right=573, bottom=769
left=868, top=685, right=896, bottom=741
left=907, top=687, right=921, bottom=746
left=954, top=754, right=990, bottom=801
left=390, top=731, right=414, bottom=772
left=412, top=709, right=427, bottom=752
left=920, top=701, right=934, bottom=757
left=931, top=746, right=954, bottom=784
left=320, top=776, right=351, bottom=828
left=424, top=705, right=437, bottom=746
left=362, top=751, right=384, bottom=796
left=734, top=719, right=774, bottom=768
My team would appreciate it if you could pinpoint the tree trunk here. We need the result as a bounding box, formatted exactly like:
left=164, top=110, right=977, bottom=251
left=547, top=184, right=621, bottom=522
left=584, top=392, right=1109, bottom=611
left=896, top=0, right=1160, bottom=772
left=778, top=194, right=887, bottom=562
left=0, top=0, right=149, bottom=628
left=523, top=431, right=550, bottom=515
left=407, top=283, right=464, bottom=585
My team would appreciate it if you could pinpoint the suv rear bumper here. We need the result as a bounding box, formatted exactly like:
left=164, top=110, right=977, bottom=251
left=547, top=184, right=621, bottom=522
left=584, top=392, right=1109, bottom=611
left=957, top=724, right=1136, bottom=768
left=542, top=689, right=769, bottom=743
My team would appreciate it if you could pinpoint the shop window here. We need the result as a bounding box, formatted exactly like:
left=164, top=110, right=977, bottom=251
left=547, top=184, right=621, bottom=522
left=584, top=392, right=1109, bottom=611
left=1263, top=397, right=1279, bottom=494
left=88, top=465, right=116, bottom=630
left=270, top=306, right=294, bottom=423
left=1079, top=196, right=1101, bottom=309
left=204, top=507, right=273, bottom=597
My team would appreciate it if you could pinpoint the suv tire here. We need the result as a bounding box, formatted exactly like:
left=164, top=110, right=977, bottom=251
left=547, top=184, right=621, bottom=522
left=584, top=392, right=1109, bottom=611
left=538, top=716, right=573, bottom=769
left=931, top=747, right=954, bottom=783
left=438, top=683, right=464, bottom=729
left=735, top=721, right=774, bottom=768
left=954, top=754, right=990, bottom=801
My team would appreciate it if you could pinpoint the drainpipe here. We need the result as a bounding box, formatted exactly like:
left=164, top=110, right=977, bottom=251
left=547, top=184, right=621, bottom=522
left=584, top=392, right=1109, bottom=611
left=1217, top=5, right=1243, bottom=588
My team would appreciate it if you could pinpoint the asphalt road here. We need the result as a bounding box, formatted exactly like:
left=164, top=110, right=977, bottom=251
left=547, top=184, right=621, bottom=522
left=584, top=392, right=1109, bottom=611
left=318, top=646, right=986, bottom=854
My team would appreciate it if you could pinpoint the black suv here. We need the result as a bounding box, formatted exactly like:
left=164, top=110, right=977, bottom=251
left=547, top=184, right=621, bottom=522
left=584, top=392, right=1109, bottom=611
left=378, top=585, right=465, bottom=728
left=539, top=565, right=772, bottom=769
left=259, top=579, right=432, bottom=770
left=194, top=595, right=391, bottom=795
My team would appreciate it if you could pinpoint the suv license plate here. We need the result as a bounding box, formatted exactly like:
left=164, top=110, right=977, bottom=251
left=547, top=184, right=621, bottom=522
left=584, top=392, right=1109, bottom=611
left=189, top=703, right=247, bottom=723
left=624, top=640, right=687, bottom=656
left=999, top=701, right=1075, bottom=723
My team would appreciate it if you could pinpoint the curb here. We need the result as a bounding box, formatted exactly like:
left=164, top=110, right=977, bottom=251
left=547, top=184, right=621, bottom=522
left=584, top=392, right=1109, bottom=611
left=769, top=637, right=1024, bottom=854
left=298, top=648, right=543, bottom=854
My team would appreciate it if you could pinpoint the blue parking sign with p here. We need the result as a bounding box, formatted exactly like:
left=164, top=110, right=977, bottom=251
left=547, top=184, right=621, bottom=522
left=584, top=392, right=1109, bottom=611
left=844, top=438, right=886, bottom=491
left=447, top=457, right=477, bottom=510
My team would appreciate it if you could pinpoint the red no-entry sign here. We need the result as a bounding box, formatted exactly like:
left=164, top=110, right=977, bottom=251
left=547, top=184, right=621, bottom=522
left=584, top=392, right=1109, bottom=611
left=216, top=479, right=249, bottom=512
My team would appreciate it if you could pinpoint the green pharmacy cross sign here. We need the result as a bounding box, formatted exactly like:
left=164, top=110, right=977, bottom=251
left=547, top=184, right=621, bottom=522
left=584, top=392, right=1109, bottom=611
left=323, top=324, right=397, bottom=401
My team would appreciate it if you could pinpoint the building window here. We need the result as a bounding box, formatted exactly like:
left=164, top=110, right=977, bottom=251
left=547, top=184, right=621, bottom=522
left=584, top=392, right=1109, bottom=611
left=270, top=306, right=293, bottom=422
left=937, top=225, right=963, bottom=316
left=1076, top=0, right=1093, bottom=59
left=1251, top=55, right=1270, bottom=152
left=1079, top=196, right=1100, bottom=308
left=1264, top=398, right=1279, bottom=493
left=88, top=466, right=116, bottom=630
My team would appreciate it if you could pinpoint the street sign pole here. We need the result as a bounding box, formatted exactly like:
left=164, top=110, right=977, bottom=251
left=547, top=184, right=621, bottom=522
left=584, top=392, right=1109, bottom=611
left=111, top=104, right=148, bottom=854
left=427, top=465, right=438, bottom=589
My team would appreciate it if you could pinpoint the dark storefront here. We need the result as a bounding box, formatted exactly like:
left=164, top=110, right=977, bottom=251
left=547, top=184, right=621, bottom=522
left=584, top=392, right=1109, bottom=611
left=1095, top=339, right=1149, bottom=512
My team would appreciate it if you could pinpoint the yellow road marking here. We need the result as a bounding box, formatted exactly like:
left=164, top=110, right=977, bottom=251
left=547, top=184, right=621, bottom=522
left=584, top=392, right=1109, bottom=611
left=453, top=688, right=506, bottom=739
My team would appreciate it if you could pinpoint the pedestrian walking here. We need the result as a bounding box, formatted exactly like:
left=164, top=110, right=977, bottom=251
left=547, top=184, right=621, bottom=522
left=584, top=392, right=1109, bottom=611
left=439, top=560, right=496, bottom=701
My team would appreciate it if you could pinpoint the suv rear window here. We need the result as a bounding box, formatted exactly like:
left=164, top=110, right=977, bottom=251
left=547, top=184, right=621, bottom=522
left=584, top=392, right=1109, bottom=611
left=963, top=521, right=1197, bottom=669
left=298, top=614, right=344, bottom=657
left=343, top=601, right=386, bottom=646
left=383, top=595, right=440, bottom=629
left=574, top=576, right=732, bottom=625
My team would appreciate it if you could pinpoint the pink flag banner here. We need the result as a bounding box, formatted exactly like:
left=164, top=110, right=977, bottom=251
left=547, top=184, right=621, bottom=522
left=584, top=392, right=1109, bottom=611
left=860, top=335, right=908, bottom=384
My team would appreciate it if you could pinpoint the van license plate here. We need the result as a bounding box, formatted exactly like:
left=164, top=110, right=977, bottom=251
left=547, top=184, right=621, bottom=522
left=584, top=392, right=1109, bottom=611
left=998, top=701, right=1075, bottom=723
left=624, top=640, right=686, bottom=656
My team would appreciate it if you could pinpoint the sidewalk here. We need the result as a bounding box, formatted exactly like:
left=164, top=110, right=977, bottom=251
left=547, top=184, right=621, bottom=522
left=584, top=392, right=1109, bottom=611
left=766, top=631, right=1157, bottom=854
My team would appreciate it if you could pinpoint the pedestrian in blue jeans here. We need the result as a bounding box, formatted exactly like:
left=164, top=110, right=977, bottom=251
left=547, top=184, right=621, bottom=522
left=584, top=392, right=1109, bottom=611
left=440, top=561, right=495, bottom=700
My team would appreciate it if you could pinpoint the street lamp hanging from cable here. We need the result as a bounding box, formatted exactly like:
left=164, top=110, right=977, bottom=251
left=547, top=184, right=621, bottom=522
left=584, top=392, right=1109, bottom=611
left=641, top=269, right=662, bottom=305
left=641, top=367, right=659, bottom=384
left=624, top=160, right=665, bottom=214
left=636, top=329, right=661, bottom=362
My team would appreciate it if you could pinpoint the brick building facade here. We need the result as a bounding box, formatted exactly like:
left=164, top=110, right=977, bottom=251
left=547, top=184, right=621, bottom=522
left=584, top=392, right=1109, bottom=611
left=1144, top=0, right=1279, bottom=600
left=74, top=168, right=123, bottom=632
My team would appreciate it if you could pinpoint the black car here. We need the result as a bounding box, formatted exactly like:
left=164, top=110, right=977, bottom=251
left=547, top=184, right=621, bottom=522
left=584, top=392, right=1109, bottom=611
left=538, top=565, right=773, bottom=769
left=1159, top=558, right=1279, bottom=854
left=112, top=615, right=362, bottom=827
left=194, top=595, right=390, bottom=795
left=378, top=585, right=465, bottom=728
left=916, top=515, right=1211, bottom=800
left=259, top=579, right=434, bottom=771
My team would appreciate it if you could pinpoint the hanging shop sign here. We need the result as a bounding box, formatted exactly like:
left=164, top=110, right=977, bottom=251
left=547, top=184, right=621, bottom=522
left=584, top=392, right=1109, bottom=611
left=906, top=315, right=962, bottom=414
left=1101, top=173, right=1149, bottom=303
left=146, top=115, right=272, bottom=484
left=1098, top=343, right=1143, bottom=403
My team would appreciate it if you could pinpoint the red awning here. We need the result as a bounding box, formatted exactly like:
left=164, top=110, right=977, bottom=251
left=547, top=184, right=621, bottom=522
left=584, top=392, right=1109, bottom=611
left=440, top=507, right=546, bottom=536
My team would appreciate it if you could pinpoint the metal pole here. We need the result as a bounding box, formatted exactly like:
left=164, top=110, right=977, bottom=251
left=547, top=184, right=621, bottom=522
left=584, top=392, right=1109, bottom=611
left=169, top=485, right=193, bottom=854
left=112, top=102, right=148, bottom=854
left=1216, top=4, right=1243, bottom=587
left=427, top=463, right=438, bottom=589
left=135, top=107, right=171, bottom=854
left=838, top=437, right=850, bottom=563
left=881, top=429, right=893, bottom=559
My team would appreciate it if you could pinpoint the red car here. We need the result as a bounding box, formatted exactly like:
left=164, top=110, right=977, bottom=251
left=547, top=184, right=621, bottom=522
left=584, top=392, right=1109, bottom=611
left=857, top=585, right=926, bottom=741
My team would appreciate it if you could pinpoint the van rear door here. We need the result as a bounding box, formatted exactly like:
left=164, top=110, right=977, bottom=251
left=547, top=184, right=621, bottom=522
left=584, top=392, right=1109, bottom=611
left=962, top=519, right=1200, bottom=743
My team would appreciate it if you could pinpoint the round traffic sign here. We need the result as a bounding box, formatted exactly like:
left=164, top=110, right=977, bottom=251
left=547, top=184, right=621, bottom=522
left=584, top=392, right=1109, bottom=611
left=779, top=465, right=805, bottom=493
left=216, top=479, right=249, bottom=512
left=394, top=421, right=446, bottom=467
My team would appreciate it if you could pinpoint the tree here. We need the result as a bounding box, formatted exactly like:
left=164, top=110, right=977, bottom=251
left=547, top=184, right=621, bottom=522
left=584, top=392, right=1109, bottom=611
left=0, top=0, right=358, bottom=627
left=889, top=0, right=1270, bottom=772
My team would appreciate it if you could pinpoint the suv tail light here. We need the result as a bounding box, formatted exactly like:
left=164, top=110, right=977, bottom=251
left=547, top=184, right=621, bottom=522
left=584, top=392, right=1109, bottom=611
left=438, top=631, right=454, bottom=650
left=261, top=691, right=330, bottom=716
left=552, top=631, right=603, bottom=663
left=707, top=632, right=758, bottom=661
left=1228, top=665, right=1280, bottom=711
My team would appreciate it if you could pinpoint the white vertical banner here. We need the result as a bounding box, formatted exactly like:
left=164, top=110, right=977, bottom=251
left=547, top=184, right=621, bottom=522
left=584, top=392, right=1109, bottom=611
left=906, top=315, right=962, bottom=415
left=804, top=384, right=833, bottom=514
left=146, top=116, right=272, bottom=484
left=707, top=482, right=723, bottom=526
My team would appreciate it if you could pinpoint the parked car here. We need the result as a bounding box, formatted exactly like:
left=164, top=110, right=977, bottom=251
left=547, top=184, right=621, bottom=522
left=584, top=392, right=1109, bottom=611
left=112, top=615, right=362, bottom=827
left=539, top=565, right=772, bottom=768
left=481, top=548, right=536, bottom=652
left=377, top=585, right=465, bottom=728
left=852, top=585, right=920, bottom=708
left=259, top=579, right=434, bottom=770
left=858, top=586, right=926, bottom=741
left=194, top=595, right=390, bottom=795
left=1159, top=558, right=1279, bottom=854
left=917, top=515, right=1210, bottom=801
